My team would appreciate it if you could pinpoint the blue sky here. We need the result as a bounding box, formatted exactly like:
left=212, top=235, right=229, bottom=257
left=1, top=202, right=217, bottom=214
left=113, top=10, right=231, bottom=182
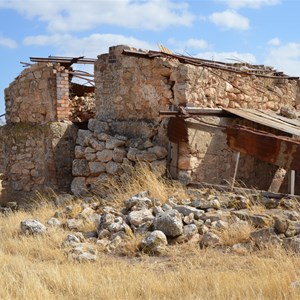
left=1, top=0, right=300, bottom=119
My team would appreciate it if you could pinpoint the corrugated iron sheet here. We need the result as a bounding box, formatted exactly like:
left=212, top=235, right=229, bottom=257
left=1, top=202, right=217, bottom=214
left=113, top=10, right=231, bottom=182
left=167, top=117, right=188, bottom=143
left=223, top=108, right=300, bottom=136
left=226, top=125, right=300, bottom=171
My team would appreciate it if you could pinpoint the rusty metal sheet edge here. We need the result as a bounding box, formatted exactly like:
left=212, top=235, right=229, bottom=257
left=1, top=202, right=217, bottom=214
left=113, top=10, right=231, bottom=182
left=223, top=108, right=300, bottom=136
left=226, top=125, right=300, bottom=171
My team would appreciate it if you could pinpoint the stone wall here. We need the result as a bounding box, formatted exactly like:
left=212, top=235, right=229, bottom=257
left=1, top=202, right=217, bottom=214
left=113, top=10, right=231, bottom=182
left=1, top=61, right=94, bottom=203
left=71, top=118, right=168, bottom=195
left=5, top=63, right=57, bottom=124
left=0, top=122, right=77, bottom=203
left=95, top=45, right=176, bottom=121
left=4, top=62, right=96, bottom=124
left=171, top=64, right=299, bottom=110
left=2, top=45, right=300, bottom=200
left=0, top=126, right=4, bottom=175
left=77, top=45, right=300, bottom=194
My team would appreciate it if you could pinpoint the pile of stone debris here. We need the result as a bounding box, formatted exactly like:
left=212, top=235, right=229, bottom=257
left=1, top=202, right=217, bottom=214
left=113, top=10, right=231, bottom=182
left=69, top=92, right=95, bottom=123
left=14, top=188, right=300, bottom=262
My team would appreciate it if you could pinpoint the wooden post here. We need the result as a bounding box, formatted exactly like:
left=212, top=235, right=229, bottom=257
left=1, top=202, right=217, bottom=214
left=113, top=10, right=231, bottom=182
left=231, top=152, right=240, bottom=191
left=268, top=167, right=287, bottom=193
left=291, top=170, right=295, bottom=195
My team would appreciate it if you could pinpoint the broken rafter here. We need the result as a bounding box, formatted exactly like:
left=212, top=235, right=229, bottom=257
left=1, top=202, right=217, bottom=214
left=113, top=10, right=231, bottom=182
left=122, top=49, right=299, bottom=80
left=30, top=56, right=96, bottom=66
left=71, top=74, right=95, bottom=84
left=159, top=108, right=234, bottom=117
left=69, top=71, right=94, bottom=78
left=20, top=61, right=33, bottom=67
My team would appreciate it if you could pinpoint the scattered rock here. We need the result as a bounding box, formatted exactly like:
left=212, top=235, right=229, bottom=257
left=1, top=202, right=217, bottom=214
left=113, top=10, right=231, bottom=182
left=47, top=217, right=61, bottom=227
left=153, top=209, right=183, bottom=237
left=128, top=209, right=154, bottom=227
left=20, top=219, right=47, bottom=235
left=173, top=205, right=203, bottom=220
left=250, top=228, right=281, bottom=247
left=202, top=232, right=221, bottom=247
left=140, top=230, right=168, bottom=255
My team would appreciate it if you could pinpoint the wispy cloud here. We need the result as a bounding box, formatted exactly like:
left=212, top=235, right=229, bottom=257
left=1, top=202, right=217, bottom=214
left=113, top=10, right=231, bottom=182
left=23, top=33, right=154, bottom=57
left=196, top=51, right=256, bottom=64
left=0, top=35, right=17, bottom=48
left=264, top=42, right=300, bottom=76
left=209, top=9, right=250, bottom=30
left=219, top=0, right=281, bottom=9
left=267, top=37, right=281, bottom=46
left=168, top=37, right=210, bottom=54
left=0, top=0, right=195, bottom=32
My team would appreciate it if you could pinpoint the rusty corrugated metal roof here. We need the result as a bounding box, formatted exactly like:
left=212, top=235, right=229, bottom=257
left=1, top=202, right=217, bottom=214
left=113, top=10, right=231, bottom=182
left=226, top=125, right=300, bottom=171
left=223, top=108, right=300, bottom=136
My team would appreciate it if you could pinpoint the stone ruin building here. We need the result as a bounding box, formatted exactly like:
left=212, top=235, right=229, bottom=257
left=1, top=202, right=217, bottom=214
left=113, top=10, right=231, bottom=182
left=1, top=44, right=300, bottom=203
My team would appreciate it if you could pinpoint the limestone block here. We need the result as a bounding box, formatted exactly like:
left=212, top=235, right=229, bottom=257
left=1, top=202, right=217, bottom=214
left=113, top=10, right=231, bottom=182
left=76, top=130, right=93, bottom=146
left=84, top=147, right=97, bottom=161
left=20, top=219, right=47, bottom=235
left=140, top=230, right=168, bottom=255
left=75, top=146, right=85, bottom=158
left=88, top=162, right=106, bottom=176
left=136, top=151, right=157, bottom=162
left=148, top=146, right=168, bottom=159
left=96, top=149, right=113, bottom=162
left=95, top=132, right=111, bottom=141
left=128, top=209, right=154, bottom=227
left=127, top=147, right=139, bottom=161
left=106, top=137, right=126, bottom=150
left=106, top=161, right=121, bottom=175
left=153, top=209, right=183, bottom=237
left=112, top=147, right=127, bottom=163
left=71, top=177, right=88, bottom=195
left=72, top=159, right=90, bottom=176
left=89, top=138, right=105, bottom=151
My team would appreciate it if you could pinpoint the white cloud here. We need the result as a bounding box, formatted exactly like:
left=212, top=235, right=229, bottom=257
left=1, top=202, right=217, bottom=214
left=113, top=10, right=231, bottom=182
left=168, top=37, right=210, bottom=54
left=267, top=37, right=281, bottom=46
left=264, top=43, right=300, bottom=76
left=196, top=51, right=256, bottom=64
left=23, top=33, right=154, bottom=57
left=0, top=35, right=17, bottom=48
left=209, top=10, right=250, bottom=30
left=0, top=0, right=194, bottom=32
left=220, top=0, right=281, bottom=9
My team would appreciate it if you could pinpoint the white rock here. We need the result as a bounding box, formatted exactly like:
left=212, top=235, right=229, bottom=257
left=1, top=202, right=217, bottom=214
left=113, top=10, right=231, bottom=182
left=140, top=230, right=168, bottom=255
left=128, top=209, right=154, bottom=227
left=20, top=219, right=47, bottom=235
left=47, top=217, right=61, bottom=227
left=153, top=209, right=183, bottom=237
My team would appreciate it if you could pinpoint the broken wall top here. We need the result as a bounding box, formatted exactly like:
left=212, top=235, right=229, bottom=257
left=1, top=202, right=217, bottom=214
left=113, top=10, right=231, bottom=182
left=94, top=45, right=300, bottom=122
left=5, top=62, right=60, bottom=124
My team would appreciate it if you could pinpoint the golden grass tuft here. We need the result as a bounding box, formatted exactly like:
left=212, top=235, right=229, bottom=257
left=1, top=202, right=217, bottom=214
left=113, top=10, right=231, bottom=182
left=220, top=220, right=254, bottom=246
left=100, top=162, right=187, bottom=206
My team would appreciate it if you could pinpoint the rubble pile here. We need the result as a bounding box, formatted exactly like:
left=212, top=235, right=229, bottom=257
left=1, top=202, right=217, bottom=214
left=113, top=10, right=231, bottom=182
left=13, top=188, right=300, bottom=262
left=69, top=92, right=95, bottom=123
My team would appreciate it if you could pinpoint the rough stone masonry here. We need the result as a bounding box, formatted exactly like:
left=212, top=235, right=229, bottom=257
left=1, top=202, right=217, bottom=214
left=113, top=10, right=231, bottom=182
left=70, top=45, right=300, bottom=195
left=1, top=44, right=300, bottom=203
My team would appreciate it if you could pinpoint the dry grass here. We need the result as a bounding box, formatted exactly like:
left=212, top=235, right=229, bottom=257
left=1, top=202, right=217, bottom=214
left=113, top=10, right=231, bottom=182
left=1, top=169, right=300, bottom=299
left=220, top=220, right=254, bottom=246
left=100, top=162, right=187, bottom=206
left=1, top=207, right=300, bottom=300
